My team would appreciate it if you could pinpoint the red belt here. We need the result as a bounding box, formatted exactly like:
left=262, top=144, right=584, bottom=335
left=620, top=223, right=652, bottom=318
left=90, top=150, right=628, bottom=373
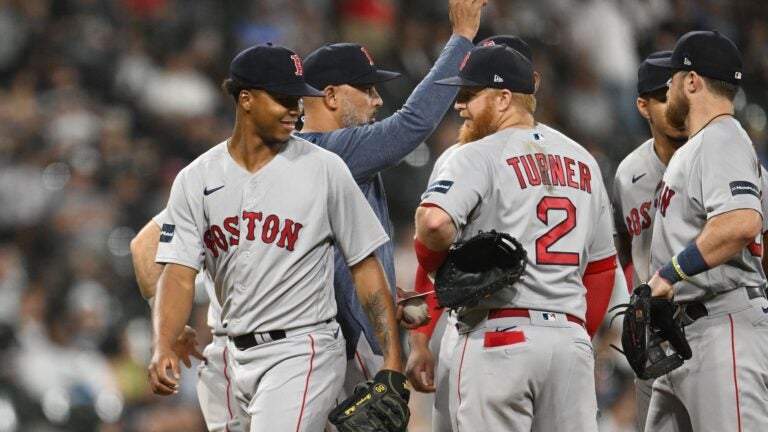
left=488, top=308, right=584, bottom=326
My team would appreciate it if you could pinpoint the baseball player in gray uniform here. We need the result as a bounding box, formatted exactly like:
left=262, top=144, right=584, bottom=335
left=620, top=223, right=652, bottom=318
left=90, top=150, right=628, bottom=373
left=613, top=50, right=687, bottom=431
left=644, top=30, right=768, bottom=432
left=132, top=212, right=239, bottom=432
left=414, top=44, right=617, bottom=432
left=406, top=35, right=537, bottom=432
left=147, top=44, right=404, bottom=432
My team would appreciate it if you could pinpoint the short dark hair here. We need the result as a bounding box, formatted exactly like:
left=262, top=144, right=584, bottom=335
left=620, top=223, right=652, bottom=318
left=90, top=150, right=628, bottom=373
left=221, top=78, right=250, bottom=102
left=701, top=76, right=738, bottom=101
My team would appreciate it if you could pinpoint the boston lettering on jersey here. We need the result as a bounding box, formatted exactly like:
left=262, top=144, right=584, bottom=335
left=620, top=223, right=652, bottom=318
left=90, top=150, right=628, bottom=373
left=506, top=152, right=592, bottom=193
left=625, top=181, right=663, bottom=238
left=203, top=211, right=303, bottom=257
left=657, top=181, right=676, bottom=217
left=625, top=201, right=653, bottom=238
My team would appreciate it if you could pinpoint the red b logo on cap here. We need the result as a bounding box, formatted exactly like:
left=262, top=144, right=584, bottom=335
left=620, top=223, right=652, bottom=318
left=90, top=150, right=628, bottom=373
left=460, top=52, right=471, bottom=71
left=291, top=54, right=304, bottom=76
left=360, top=46, right=375, bottom=65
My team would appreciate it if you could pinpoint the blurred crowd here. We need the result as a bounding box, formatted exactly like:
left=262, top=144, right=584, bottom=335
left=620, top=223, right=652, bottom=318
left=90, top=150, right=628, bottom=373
left=0, top=0, right=766, bottom=431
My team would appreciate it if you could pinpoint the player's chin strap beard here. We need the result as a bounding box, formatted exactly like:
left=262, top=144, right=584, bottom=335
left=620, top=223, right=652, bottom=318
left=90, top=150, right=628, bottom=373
left=690, top=113, right=734, bottom=138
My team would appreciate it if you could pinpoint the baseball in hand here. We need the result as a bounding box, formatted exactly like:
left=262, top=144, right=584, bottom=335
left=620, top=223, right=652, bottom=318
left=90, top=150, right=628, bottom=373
left=401, top=298, right=429, bottom=324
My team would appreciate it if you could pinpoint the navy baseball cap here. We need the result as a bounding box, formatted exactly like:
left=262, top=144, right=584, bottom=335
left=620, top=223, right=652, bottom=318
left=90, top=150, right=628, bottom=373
left=435, top=44, right=535, bottom=94
left=477, top=35, right=533, bottom=63
left=646, top=30, right=743, bottom=85
left=637, top=51, right=673, bottom=95
left=229, top=44, right=323, bottom=96
left=303, top=43, right=401, bottom=90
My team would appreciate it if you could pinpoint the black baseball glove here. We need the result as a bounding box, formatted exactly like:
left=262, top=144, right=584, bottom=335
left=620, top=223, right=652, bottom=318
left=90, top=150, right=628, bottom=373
left=609, top=284, right=692, bottom=380
left=433, top=230, right=527, bottom=309
left=328, top=370, right=410, bottom=432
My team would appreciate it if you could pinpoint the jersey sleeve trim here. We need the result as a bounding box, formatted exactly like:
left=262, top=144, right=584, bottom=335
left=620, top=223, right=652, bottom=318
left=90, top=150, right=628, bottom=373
left=154, top=255, right=202, bottom=272
left=344, top=234, right=389, bottom=267
left=585, top=255, right=617, bottom=275
left=706, top=200, right=763, bottom=221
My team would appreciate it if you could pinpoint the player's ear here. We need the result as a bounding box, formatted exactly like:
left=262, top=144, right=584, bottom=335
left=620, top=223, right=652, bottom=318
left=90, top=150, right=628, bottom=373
left=497, top=89, right=513, bottom=112
left=533, top=72, right=541, bottom=95
left=239, top=90, right=253, bottom=112
left=324, top=86, right=339, bottom=110
left=685, top=71, right=700, bottom=94
left=636, top=97, right=650, bottom=120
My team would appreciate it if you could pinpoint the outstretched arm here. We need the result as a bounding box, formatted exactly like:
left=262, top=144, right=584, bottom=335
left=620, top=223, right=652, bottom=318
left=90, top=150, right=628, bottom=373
left=317, top=0, right=485, bottom=181
left=350, top=254, right=403, bottom=372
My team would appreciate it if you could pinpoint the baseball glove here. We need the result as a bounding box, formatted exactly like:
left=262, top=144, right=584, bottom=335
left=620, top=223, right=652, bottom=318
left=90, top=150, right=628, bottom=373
left=609, top=284, right=692, bottom=380
left=328, top=370, right=410, bottom=432
left=433, top=230, right=527, bottom=309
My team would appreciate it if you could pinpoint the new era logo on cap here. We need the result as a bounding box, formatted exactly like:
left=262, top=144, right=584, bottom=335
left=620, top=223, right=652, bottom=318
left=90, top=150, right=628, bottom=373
left=683, top=57, right=692, bottom=66
left=735, top=71, right=742, bottom=80
left=494, top=74, right=504, bottom=83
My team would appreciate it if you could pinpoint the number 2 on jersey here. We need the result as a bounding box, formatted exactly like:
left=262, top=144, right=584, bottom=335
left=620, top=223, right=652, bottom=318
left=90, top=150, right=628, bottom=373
left=536, top=196, right=579, bottom=265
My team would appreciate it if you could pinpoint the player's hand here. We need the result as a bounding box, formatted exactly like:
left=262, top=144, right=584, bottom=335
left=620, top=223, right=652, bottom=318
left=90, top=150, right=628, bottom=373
left=647, top=273, right=674, bottom=299
left=406, top=333, right=436, bottom=393
left=396, top=287, right=432, bottom=329
left=172, top=325, right=207, bottom=368
left=449, top=0, right=488, bottom=41
left=148, top=344, right=181, bottom=396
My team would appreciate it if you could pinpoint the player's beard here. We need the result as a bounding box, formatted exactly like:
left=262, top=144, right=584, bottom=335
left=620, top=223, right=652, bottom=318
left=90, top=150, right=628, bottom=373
left=459, top=104, right=497, bottom=144
left=341, top=99, right=377, bottom=127
left=665, top=87, right=689, bottom=131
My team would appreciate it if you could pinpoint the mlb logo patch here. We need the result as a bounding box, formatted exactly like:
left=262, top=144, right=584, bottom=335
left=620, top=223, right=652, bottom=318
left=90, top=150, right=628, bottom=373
left=532, top=132, right=543, bottom=141
left=542, top=313, right=557, bottom=321
left=160, top=224, right=176, bottom=243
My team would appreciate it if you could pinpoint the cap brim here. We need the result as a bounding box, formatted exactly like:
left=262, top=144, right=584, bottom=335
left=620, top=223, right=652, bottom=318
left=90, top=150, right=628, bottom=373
left=639, top=84, right=669, bottom=96
left=347, top=69, right=401, bottom=85
left=645, top=56, right=675, bottom=69
left=265, top=82, right=324, bottom=97
left=434, top=76, right=486, bottom=87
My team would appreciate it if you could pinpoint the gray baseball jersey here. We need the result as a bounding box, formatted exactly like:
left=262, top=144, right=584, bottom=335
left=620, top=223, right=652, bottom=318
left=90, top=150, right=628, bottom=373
left=422, top=124, right=614, bottom=432
left=422, top=124, right=616, bottom=320
left=613, top=138, right=666, bottom=286
left=156, top=137, right=388, bottom=336
left=645, top=117, right=768, bottom=432
left=650, top=118, right=765, bottom=302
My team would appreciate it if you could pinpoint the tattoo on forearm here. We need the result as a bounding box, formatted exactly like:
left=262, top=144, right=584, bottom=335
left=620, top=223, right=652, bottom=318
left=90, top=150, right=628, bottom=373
left=363, top=290, right=391, bottom=354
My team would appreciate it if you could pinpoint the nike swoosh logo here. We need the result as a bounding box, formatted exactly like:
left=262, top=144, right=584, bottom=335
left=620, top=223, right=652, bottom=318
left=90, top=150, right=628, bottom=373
left=333, top=327, right=340, bottom=339
left=632, top=173, right=647, bottom=183
left=203, top=185, right=224, bottom=196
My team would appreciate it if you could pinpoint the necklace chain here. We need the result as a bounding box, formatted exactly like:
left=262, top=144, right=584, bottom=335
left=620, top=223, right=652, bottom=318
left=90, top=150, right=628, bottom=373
left=690, top=112, right=734, bottom=138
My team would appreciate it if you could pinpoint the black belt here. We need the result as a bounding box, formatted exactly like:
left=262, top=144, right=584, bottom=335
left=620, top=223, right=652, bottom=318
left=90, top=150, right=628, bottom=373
left=684, top=287, right=766, bottom=323
left=231, top=318, right=334, bottom=351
